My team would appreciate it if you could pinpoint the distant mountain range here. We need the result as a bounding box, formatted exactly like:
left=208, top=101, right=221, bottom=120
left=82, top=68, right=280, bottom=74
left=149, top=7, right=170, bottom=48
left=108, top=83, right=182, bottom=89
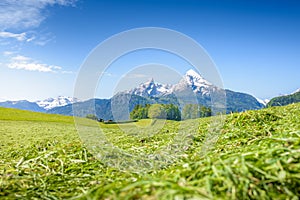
left=5, top=69, right=292, bottom=120
left=48, top=69, right=265, bottom=120
left=36, top=96, right=80, bottom=110
left=0, top=100, right=45, bottom=112
left=0, top=96, right=79, bottom=112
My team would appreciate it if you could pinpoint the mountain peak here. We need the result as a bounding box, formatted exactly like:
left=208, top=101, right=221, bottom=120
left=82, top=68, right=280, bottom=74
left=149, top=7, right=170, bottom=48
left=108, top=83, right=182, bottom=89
left=142, top=78, right=155, bottom=86
left=185, top=69, right=211, bottom=84
left=36, top=96, right=79, bottom=110
left=146, top=78, right=154, bottom=83
left=180, top=69, right=213, bottom=95
left=127, top=78, right=173, bottom=97
left=124, top=69, right=216, bottom=98
left=186, top=69, right=202, bottom=77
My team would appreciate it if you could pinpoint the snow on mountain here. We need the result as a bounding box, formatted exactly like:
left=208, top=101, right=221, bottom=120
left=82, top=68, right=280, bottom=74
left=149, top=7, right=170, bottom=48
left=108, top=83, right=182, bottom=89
left=126, top=69, right=216, bottom=98
left=128, top=78, right=173, bottom=97
left=264, top=99, right=270, bottom=104
left=184, top=69, right=212, bottom=87
left=293, top=88, right=300, bottom=94
left=0, top=98, right=6, bottom=102
left=256, top=98, right=270, bottom=106
left=177, top=69, right=214, bottom=95
left=36, top=96, right=80, bottom=110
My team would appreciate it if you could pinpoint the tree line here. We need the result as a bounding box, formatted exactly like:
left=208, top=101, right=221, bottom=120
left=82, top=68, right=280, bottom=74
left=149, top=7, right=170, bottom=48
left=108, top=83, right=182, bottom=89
left=130, top=104, right=211, bottom=121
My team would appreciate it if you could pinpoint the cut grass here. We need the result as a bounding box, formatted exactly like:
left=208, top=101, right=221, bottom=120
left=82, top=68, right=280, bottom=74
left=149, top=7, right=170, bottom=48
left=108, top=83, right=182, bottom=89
left=0, top=104, right=300, bottom=199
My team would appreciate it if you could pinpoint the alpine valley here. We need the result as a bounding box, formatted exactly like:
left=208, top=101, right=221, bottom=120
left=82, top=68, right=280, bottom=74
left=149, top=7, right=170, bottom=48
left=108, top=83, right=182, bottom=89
left=0, top=69, right=266, bottom=120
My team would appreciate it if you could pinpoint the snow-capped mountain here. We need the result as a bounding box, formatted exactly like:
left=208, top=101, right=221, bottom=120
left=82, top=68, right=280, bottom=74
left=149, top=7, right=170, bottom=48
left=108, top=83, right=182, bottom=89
left=172, top=69, right=215, bottom=96
left=128, top=78, right=173, bottom=97
left=183, top=69, right=213, bottom=91
left=36, top=96, right=80, bottom=110
left=0, top=96, right=80, bottom=112
left=126, top=69, right=215, bottom=97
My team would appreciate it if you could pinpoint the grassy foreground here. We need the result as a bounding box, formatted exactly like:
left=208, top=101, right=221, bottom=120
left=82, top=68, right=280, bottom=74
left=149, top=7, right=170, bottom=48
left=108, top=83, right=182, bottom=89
left=0, top=104, right=300, bottom=199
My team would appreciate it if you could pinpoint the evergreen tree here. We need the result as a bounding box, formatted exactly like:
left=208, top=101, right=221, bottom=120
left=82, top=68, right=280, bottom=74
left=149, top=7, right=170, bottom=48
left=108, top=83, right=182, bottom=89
left=130, top=104, right=149, bottom=119
left=148, top=104, right=166, bottom=119
left=164, top=104, right=181, bottom=121
left=182, top=104, right=211, bottom=120
left=130, top=104, right=181, bottom=121
left=200, top=106, right=212, bottom=117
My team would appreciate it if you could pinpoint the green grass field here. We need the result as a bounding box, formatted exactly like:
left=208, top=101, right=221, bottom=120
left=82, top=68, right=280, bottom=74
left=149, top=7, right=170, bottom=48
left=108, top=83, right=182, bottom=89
left=1, top=104, right=300, bottom=199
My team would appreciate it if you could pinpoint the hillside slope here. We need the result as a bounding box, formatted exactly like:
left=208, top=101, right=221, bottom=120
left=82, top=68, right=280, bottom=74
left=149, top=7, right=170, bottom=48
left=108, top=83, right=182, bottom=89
left=267, top=90, right=300, bottom=107
left=47, top=95, right=153, bottom=120
left=1, top=104, right=300, bottom=199
left=0, top=107, right=74, bottom=123
left=0, top=100, right=45, bottom=112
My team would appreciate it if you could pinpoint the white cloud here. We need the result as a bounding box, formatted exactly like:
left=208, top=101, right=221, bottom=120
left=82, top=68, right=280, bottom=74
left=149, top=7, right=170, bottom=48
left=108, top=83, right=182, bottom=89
left=7, top=55, right=64, bottom=73
left=0, top=0, right=77, bottom=30
left=0, top=1, right=77, bottom=46
left=3, top=51, right=15, bottom=56
left=26, top=36, right=35, bottom=42
left=0, top=31, right=27, bottom=41
left=11, top=55, right=31, bottom=61
left=8, top=62, right=54, bottom=72
left=52, top=65, right=62, bottom=70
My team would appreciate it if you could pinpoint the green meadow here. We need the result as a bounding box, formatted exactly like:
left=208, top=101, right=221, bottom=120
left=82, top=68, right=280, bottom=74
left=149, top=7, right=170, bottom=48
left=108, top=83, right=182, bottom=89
left=1, top=104, right=300, bottom=199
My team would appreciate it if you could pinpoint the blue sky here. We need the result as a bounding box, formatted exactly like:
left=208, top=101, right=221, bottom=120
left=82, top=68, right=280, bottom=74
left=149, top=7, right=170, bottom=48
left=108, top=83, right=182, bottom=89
left=0, top=0, right=299, bottom=101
